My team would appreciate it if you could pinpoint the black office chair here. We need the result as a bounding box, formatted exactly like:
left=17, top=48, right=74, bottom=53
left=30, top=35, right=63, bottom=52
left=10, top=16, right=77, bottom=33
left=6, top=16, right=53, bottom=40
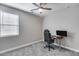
left=44, top=29, right=55, bottom=51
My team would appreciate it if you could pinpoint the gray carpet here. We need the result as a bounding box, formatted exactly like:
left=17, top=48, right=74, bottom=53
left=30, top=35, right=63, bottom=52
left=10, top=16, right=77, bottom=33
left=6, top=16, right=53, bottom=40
left=0, top=41, right=79, bottom=56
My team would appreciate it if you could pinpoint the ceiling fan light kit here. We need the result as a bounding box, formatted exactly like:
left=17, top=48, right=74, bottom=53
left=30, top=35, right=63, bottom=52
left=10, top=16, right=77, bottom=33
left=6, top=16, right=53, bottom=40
left=38, top=8, right=43, bottom=13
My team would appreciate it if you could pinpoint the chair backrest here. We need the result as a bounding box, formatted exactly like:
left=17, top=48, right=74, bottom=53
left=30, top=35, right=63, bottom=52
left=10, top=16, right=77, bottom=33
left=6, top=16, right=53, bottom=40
left=44, top=29, right=51, bottom=42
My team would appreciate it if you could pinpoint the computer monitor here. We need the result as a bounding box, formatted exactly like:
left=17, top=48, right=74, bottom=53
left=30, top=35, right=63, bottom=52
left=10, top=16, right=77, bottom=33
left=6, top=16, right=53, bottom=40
left=56, top=30, right=67, bottom=37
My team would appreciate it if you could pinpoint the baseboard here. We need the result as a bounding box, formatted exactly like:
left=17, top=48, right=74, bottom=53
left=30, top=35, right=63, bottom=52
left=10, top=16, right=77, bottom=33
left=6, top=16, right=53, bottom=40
left=54, top=43, right=79, bottom=53
left=0, top=40, right=43, bottom=54
left=1, top=40, right=79, bottom=54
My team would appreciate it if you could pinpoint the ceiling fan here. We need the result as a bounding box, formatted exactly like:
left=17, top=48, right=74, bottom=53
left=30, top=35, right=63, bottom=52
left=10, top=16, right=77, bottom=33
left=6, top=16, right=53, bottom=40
left=31, top=3, right=52, bottom=13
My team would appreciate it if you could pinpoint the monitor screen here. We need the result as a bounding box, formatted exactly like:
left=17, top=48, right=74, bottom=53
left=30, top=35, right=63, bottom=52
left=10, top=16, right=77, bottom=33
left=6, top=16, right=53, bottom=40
left=56, top=30, right=67, bottom=37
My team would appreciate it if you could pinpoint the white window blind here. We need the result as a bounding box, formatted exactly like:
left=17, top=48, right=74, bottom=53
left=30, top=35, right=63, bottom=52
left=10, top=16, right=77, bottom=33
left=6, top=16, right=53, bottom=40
left=0, top=11, right=19, bottom=37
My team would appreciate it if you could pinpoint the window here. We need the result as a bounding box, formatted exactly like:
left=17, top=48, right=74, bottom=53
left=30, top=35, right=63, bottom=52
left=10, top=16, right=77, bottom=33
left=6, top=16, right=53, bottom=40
left=0, top=11, right=19, bottom=37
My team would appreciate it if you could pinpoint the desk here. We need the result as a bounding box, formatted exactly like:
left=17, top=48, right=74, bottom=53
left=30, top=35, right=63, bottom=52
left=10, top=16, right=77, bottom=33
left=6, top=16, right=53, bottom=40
left=52, top=35, right=64, bottom=39
left=51, top=35, right=64, bottom=49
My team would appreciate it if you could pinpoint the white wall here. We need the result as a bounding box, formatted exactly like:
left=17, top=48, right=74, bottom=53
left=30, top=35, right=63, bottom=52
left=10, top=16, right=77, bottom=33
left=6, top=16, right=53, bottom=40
left=43, top=5, right=79, bottom=51
left=0, top=4, right=43, bottom=52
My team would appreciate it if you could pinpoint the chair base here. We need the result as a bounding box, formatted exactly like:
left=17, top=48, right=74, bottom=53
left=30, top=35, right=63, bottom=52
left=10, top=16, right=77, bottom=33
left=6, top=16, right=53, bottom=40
left=44, top=44, right=55, bottom=51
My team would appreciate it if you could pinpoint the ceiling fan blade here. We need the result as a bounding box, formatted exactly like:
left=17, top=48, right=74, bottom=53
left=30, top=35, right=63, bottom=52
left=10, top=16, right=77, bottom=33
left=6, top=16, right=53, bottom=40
left=41, top=7, right=52, bottom=10
left=33, top=3, right=40, bottom=7
left=40, top=3, right=47, bottom=7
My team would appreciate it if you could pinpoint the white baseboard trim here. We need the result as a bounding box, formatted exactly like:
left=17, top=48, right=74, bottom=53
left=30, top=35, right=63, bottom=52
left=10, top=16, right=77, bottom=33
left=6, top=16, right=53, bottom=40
left=54, top=43, right=79, bottom=53
left=1, top=40, right=79, bottom=54
left=0, top=40, right=43, bottom=54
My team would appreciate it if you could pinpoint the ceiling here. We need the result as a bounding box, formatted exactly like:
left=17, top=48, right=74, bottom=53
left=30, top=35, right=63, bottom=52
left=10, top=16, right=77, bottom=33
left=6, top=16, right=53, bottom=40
left=3, top=3, right=78, bottom=17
